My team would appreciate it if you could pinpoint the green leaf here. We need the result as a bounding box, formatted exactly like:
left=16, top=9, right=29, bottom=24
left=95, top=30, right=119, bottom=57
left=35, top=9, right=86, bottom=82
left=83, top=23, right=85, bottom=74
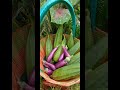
left=50, top=7, right=71, bottom=24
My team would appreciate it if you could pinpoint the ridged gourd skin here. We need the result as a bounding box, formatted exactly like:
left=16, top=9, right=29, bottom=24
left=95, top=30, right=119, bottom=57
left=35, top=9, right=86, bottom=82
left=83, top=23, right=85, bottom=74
left=51, top=63, right=80, bottom=80
left=62, top=35, right=66, bottom=46
left=53, top=35, right=66, bottom=62
left=46, top=35, right=53, bottom=58
left=54, top=25, right=63, bottom=48
left=68, top=41, right=80, bottom=55
left=53, top=45, right=63, bottom=62
left=67, top=32, right=74, bottom=49
left=68, top=52, right=80, bottom=65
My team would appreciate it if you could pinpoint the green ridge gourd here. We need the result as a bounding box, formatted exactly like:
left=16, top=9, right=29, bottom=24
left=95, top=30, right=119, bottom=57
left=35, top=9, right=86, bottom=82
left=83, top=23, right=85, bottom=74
left=46, top=35, right=53, bottom=58
left=51, top=63, right=80, bottom=80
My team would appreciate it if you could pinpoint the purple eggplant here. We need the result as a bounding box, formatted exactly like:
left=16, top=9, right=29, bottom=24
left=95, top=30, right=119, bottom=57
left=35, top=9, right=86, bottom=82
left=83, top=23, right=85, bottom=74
left=45, top=68, right=53, bottom=75
left=55, top=60, right=67, bottom=69
left=28, top=68, right=35, bottom=87
left=43, top=63, right=50, bottom=68
left=62, top=46, right=70, bottom=57
left=55, top=57, right=71, bottom=69
left=58, top=53, right=65, bottom=61
left=47, top=47, right=58, bottom=63
left=43, top=60, right=56, bottom=70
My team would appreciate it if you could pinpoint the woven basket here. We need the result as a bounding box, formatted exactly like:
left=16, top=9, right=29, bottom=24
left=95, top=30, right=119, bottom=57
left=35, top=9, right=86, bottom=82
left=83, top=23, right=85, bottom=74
left=40, top=0, right=80, bottom=88
left=40, top=34, right=80, bottom=89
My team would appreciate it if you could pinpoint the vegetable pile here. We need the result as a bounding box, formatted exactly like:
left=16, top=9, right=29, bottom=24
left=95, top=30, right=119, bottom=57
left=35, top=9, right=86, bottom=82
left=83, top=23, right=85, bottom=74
left=42, top=26, right=80, bottom=81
